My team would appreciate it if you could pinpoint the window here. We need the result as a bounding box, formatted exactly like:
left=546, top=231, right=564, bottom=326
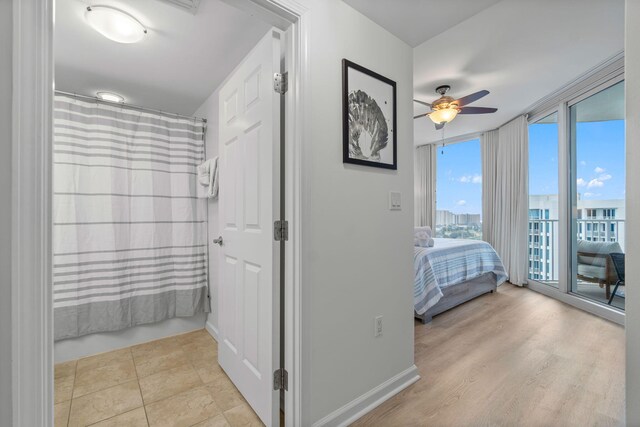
left=435, top=139, right=482, bottom=239
left=528, top=112, right=559, bottom=286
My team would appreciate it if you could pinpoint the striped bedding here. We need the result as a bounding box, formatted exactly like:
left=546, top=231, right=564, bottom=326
left=53, top=95, right=209, bottom=340
left=414, top=238, right=508, bottom=314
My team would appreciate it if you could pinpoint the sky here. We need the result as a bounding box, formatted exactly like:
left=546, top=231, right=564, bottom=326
left=435, top=118, right=625, bottom=218
left=436, top=139, right=482, bottom=216
left=529, top=119, right=625, bottom=200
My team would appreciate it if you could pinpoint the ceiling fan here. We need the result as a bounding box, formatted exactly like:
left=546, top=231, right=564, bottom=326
left=413, top=85, right=497, bottom=130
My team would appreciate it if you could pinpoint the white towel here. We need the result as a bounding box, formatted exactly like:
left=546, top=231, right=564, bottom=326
left=414, top=226, right=434, bottom=247
left=196, top=157, right=219, bottom=199
left=209, top=156, right=219, bottom=199
left=415, top=226, right=433, bottom=238
left=197, top=159, right=211, bottom=185
left=413, top=236, right=435, bottom=248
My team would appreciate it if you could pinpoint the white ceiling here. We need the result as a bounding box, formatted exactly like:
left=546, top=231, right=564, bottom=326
left=342, top=0, right=624, bottom=145
left=55, top=0, right=271, bottom=115
left=343, top=0, right=502, bottom=47
left=412, top=0, right=624, bottom=144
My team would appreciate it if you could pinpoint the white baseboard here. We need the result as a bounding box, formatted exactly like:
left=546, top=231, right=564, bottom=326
left=312, top=365, right=420, bottom=427
left=205, top=319, right=219, bottom=342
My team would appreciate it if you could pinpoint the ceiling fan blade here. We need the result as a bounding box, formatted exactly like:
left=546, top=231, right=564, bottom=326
left=413, top=99, right=432, bottom=107
left=435, top=122, right=445, bottom=130
left=414, top=114, right=428, bottom=119
left=455, top=90, right=489, bottom=107
left=458, top=106, right=498, bottom=114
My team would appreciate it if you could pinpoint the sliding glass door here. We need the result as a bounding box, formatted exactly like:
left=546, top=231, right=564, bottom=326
left=569, top=81, right=625, bottom=310
left=526, top=76, right=625, bottom=321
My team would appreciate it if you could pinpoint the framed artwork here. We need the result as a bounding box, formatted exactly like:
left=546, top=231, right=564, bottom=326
left=342, top=59, right=397, bottom=170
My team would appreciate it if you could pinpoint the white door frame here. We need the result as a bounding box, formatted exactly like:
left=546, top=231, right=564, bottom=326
left=10, top=0, right=309, bottom=426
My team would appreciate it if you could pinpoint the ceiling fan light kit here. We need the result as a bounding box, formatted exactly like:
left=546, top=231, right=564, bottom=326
left=429, top=107, right=458, bottom=124
left=414, top=85, right=498, bottom=129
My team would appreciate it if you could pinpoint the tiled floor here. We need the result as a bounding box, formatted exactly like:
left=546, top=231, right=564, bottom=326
left=54, top=329, right=264, bottom=427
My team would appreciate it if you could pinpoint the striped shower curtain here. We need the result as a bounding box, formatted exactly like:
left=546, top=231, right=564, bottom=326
left=53, top=94, right=209, bottom=340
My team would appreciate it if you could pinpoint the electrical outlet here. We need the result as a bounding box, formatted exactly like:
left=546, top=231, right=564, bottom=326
left=374, top=316, right=383, bottom=337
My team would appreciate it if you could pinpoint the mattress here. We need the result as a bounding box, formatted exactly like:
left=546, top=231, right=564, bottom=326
left=414, top=238, right=508, bottom=314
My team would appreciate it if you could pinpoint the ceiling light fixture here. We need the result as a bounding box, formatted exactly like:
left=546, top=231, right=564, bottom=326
left=96, top=91, right=125, bottom=103
left=429, top=107, right=459, bottom=124
left=85, top=6, right=147, bottom=44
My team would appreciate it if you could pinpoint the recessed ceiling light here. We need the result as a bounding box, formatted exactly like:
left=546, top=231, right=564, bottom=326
left=96, top=91, right=125, bottom=103
left=85, top=6, right=147, bottom=44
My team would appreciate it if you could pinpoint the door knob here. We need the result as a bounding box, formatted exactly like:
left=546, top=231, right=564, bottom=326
left=213, top=236, right=223, bottom=246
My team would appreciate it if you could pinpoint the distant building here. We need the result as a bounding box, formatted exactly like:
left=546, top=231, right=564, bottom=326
left=528, top=194, right=625, bottom=282
left=528, top=195, right=560, bottom=282
left=436, top=210, right=456, bottom=226
left=455, top=213, right=481, bottom=225
left=436, top=210, right=481, bottom=226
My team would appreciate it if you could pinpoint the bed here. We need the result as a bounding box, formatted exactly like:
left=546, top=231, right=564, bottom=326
left=414, top=238, right=508, bottom=323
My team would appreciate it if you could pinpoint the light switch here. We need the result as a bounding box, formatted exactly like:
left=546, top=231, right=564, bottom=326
left=389, top=191, right=401, bottom=210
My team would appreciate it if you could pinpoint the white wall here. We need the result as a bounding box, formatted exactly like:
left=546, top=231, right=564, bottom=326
left=0, top=0, right=12, bottom=423
left=194, top=4, right=417, bottom=423
left=194, top=88, right=222, bottom=339
left=298, top=0, right=416, bottom=424
left=625, top=0, right=640, bottom=424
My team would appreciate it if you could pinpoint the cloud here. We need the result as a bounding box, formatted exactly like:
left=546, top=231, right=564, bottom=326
left=580, top=160, right=587, bottom=166
left=582, top=172, right=612, bottom=189
left=587, top=178, right=604, bottom=188
left=583, top=192, right=601, bottom=198
left=456, top=200, right=467, bottom=206
left=594, top=166, right=606, bottom=174
left=458, top=174, right=482, bottom=184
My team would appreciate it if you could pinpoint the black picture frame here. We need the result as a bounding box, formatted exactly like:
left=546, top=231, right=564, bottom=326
left=342, top=59, right=397, bottom=170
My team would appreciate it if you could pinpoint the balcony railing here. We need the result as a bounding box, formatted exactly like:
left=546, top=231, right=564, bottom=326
left=527, top=219, right=625, bottom=283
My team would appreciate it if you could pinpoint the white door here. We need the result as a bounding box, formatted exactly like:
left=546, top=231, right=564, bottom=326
left=218, top=30, right=281, bottom=427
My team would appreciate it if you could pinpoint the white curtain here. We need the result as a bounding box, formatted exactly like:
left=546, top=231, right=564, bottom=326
left=482, top=130, right=499, bottom=241
left=481, top=116, right=529, bottom=285
left=53, top=94, right=209, bottom=340
left=415, top=144, right=437, bottom=227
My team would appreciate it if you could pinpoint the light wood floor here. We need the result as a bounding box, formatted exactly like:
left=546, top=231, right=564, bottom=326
left=54, top=329, right=264, bottom=427
left=353, top=284, right=625, bottom=427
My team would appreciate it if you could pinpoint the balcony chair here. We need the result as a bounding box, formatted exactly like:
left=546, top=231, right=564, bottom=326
left=608, top=252, right=625, bottom=305
left=576, top=240, right=622, bottom=300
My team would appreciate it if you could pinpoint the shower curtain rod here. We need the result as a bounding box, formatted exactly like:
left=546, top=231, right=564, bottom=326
left=55, top=90, right=208, bottom=124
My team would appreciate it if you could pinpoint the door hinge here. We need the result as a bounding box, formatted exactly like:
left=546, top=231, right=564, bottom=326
left=274, top=220, right=288, bottom=242
left=273, top=368, right=288, bottom=391
left=274, top=72, right=288, bottom=95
